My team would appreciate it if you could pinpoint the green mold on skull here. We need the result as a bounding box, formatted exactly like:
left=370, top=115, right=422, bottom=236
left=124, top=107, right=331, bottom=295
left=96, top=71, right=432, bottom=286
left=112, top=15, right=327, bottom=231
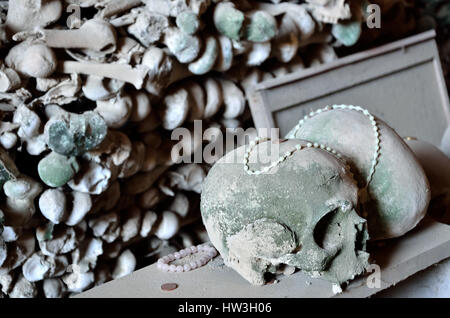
left=201, top=139, right=370, bottom=286
left=38, top=152, right=80, bottom=188
left=0, top=147, right=19, bottom=189
left=244, top=11, right=278, bottom=43
left=46, top=112, right=107, bottom=157
left=213, top=3, right=245, bottom=41
left=286, top=107, right=430, bottom=240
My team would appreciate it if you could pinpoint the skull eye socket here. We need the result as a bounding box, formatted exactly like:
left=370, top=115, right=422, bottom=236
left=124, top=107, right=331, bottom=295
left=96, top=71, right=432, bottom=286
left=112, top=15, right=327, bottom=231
left=313, top=209, right=343, bottom=250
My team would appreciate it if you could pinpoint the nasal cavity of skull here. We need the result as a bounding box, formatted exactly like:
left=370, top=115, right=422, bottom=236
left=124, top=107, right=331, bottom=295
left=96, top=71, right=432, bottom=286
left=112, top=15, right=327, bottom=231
left=313, top=209, right=343, bottom=250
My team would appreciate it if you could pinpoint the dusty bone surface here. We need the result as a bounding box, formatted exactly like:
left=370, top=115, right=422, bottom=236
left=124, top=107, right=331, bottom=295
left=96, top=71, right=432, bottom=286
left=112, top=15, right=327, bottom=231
left=0, top=0, right=416, bottom=298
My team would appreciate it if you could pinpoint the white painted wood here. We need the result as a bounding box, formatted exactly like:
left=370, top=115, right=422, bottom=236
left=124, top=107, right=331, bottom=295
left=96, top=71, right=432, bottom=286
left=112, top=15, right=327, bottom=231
left=248, top=30, right=450, bottom=145
left=77, top=218, right=450, bottom=298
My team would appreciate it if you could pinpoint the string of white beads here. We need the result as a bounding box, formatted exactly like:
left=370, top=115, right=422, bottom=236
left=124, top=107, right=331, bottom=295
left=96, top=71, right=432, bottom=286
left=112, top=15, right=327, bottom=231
left=243, top=137, right=345, bottom=175
left=156, top=244, right=218, bottom=273
left=285, top=104, right=381, bottom=187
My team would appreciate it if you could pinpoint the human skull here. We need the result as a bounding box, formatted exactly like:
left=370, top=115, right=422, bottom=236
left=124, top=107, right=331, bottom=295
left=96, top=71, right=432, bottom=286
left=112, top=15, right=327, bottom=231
left=286, top=106, right=430, bottom=240
left=201, top=139, right=369, bottom=285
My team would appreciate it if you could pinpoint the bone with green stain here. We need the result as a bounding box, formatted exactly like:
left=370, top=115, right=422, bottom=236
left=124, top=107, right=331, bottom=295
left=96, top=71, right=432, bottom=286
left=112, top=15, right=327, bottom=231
left=201, top=139, right=370, bottom=286
left=176, top=11, right=200, bottom=35
left=213, top=2, right=245, bottom=41
left=331, top=20, right=361, bottom=47
left=38, top=152, right=80, bottom=188
left=244, top=11, right=277, bottom=43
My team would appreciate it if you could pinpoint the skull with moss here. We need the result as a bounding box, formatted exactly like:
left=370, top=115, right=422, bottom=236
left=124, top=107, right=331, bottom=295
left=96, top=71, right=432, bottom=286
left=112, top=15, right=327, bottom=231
left=201, top=139, right=370, bottom=286
left=286, top=105, right=430, bottom=240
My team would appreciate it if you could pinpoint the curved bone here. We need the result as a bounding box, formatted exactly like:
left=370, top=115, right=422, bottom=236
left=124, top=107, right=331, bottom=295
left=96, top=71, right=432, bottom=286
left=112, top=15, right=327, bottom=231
left=138, top=187, right=163, bottom=210
left=246, top=42, right=271, bottom=66
left=140, top=210, right=158, bottom=237
left=188, top=36, right=218, bottom=75
left=202, top=78, right=223, bottom=119
left=168, top=192, right=190, bottom=218
left=120, top=206, right=142, bottom=242
left=112, top=249, right=136, bottom=279
left=214, top=35, right=233, bottom=72
left=186, top=81, right=205, bottom=121
left=129, top=90, right=152, bottom=122
left=154, top=211, right=179, bottom=240
left=159, top=86, right=190, bottom=130
left=96, top=94, right=133, bottom=128
left=219, top=79, right=245, bottom=119
left=272, top=14, right=299, bottom=63
left=82, top=75, right=124, bottom=101
left=43, top=278, right=65, bottom=298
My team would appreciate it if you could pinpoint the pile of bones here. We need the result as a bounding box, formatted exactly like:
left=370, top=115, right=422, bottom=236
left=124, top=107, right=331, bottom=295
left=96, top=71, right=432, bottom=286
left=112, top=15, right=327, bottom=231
left=0, top=0, right=415, bottom=298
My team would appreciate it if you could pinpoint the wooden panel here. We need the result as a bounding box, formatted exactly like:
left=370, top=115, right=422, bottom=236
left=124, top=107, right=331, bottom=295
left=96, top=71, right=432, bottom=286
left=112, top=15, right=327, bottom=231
left=248, top=30, right=450, bottom=145
left=76, top=218, right=450, bottom=298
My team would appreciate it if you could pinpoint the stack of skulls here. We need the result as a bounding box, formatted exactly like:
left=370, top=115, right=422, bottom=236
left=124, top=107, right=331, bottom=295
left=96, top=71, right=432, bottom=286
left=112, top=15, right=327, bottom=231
left=0, top=0, right=417, bottom=298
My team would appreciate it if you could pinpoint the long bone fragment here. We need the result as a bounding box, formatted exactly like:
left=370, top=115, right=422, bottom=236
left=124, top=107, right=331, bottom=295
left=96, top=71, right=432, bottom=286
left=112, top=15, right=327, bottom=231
left=15, top=20, right=117, bottom=54
left=58, top=61, right=148, bottom=90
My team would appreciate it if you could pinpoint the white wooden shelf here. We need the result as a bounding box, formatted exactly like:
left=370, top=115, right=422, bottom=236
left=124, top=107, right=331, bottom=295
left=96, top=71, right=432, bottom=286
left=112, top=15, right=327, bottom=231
left=77, top=218, right=450, bottom=298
